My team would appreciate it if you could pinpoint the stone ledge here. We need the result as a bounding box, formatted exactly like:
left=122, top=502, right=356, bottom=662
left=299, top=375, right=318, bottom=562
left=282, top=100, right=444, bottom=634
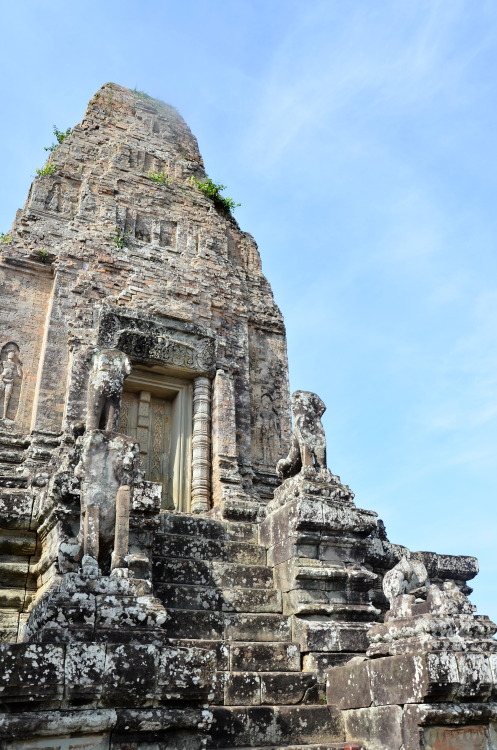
left=0, top=706, right=212, bottom=741
left=0, top=641, right=216, bottom=707
left=326, top=651, right=497, bottom=709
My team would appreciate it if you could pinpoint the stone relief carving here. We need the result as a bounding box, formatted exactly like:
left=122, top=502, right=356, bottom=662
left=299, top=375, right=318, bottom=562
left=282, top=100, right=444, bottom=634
left=86, top=348, right=131, bottom=431
left=0, top=342, right=23, bottom=422
left=98, top=308, right=215, bottom=374
left=276, top=390, right=327, bottom=480
left=258, top=392, right=281, bottom=464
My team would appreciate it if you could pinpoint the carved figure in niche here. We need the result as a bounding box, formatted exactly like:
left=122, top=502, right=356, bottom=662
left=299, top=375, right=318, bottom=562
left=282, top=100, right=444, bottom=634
left=44, top=181, right=61, bottom=212
left=0, top=344, right=23, bottom=421
left=276, top=390, right=327, bottom=480
left=259, top=392, right=281, bottom=464
left=86, top=348, right=131, bottom=431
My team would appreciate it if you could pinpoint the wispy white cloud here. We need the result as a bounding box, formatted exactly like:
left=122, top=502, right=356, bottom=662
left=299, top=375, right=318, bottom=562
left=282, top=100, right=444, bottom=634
left=240, top=0, right=497, bottom=174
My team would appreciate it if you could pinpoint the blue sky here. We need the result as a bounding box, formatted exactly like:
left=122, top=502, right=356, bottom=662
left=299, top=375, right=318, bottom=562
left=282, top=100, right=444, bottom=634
left=1, top=1, right=496, bottom=621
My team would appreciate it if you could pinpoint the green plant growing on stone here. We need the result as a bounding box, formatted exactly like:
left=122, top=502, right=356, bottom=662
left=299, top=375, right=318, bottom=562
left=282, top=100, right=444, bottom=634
left=190, top=176, right=240, bottom=214
left=148, top=170, right=171, bottom=185
left=0, top=232, right=12, bottom=244
left=38, top=249, right=50, bottom=263
left=36, top=163, right=57, bottom=177
left=111, top=226, right=131, bottom=249
left=133, top=88, right=154, bottom=101
left=44, top=125, right=72, bottom=152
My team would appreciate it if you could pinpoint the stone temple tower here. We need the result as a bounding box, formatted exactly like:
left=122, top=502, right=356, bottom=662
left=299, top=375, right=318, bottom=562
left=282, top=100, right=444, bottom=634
left=1, top=84, right=496, bottom=750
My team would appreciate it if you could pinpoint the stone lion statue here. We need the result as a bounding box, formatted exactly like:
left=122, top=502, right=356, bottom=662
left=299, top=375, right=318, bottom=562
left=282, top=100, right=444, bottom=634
left=276, top=390, right=327, bottom=480
left=86, top=348, right=131, bottom=431
left=382, top=557, right=429, bottom=606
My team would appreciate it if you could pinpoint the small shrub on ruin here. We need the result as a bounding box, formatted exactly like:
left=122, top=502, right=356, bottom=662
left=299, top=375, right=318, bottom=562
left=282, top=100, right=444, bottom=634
left=0, top=232, right=12, bottom=244
left=36, top=163, right=58, bottom=177
left=38, top=249, right=50, bottom=263
left=190, top=176, right=240, bottom=214
left=148, top=170, right=171, bottom=185
left=44, top=125, right=72, bottom=152
left=111, top=227, right=132, bottom=249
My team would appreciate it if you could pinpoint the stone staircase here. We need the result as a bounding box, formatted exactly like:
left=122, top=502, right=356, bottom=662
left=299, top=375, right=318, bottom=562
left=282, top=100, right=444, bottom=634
left=152, top=511, right=362, bottom=750
left=0, top=487, right=38, bottom=643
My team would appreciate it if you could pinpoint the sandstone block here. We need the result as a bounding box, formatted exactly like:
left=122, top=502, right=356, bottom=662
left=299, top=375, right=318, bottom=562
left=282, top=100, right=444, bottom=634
left=326, top=660, right=372, bottom=710
left=225, top=672, right=261, bottom=705
left=260, top=671, right=320, bottom=704
left=0, top=643, right=65, bottom=702
left=274, top=705, right=345, bottom=744
left=343, top=705, right=403, bottom=750
left=224, top=613, right=292, bottom=642
left=65, top=642, right=106, bottom=702
left=100, top=643, right=159, bottom=706
left=230, top=642, right=300, bottom=672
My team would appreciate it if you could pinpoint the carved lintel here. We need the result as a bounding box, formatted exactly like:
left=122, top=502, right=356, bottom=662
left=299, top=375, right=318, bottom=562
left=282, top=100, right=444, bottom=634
left=98, top=308, right=216, bottom=374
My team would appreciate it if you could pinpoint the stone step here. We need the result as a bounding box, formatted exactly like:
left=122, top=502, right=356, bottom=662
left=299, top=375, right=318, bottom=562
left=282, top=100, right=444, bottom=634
left=208, top=706, right=344, bottom=748
left=160, top=512, right=258, bottom=544
left=0, top=586, right=28, bottom=611
left=155, top=583, right=282, bottom=613
left=207, top=498, right=263, bottom=524
left=153, top=558, right=274, bottom=589
left=153, top=534, right=266, bottom=565
left=172, top=639, right=230, bottom=669
left=0, top=529, right=37, bottom=555
left=223, top=671, right=323, bottom=706
left=162, top=611, right=292, bottom=642
left=0, top=557, right=34, bottom=588
left=171, top=639, right=301, bottom=672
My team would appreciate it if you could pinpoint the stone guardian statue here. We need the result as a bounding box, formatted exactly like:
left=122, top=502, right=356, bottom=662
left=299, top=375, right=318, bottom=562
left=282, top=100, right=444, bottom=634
left=86, top=348, right=131, bottom=431
left=276, top=390, right=327, bottom=480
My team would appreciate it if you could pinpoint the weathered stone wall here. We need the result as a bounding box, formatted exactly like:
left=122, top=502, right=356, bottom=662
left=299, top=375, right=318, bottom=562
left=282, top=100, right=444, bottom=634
left=0, top=259, right=53, bottom=433
left=0, top=83, right=291, bottom=498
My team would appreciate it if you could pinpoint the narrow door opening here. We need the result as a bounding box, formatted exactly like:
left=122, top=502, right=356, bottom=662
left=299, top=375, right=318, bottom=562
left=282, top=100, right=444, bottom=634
left=118, top=369, right=192, bottom=511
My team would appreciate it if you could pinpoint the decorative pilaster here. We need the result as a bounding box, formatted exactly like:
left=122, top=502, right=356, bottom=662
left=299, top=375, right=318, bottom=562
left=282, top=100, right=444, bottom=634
left=191, top=376, right=211, bottom=513
left=211, top=368, right=243, bottom=505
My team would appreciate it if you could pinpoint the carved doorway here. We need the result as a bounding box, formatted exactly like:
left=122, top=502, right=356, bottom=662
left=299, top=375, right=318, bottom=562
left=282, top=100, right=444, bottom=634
left=118, top=369, right=193, bottom=511
left=119, top=392, right=172, bottom=502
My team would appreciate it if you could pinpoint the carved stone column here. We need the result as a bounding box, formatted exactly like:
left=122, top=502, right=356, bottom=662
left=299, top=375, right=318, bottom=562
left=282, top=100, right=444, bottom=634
left=191, top=376, right=211, bottom=513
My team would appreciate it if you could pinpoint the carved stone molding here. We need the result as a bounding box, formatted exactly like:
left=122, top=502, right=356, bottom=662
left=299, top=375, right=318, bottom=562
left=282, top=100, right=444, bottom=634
left=98, top=308, right=215, bottom=374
